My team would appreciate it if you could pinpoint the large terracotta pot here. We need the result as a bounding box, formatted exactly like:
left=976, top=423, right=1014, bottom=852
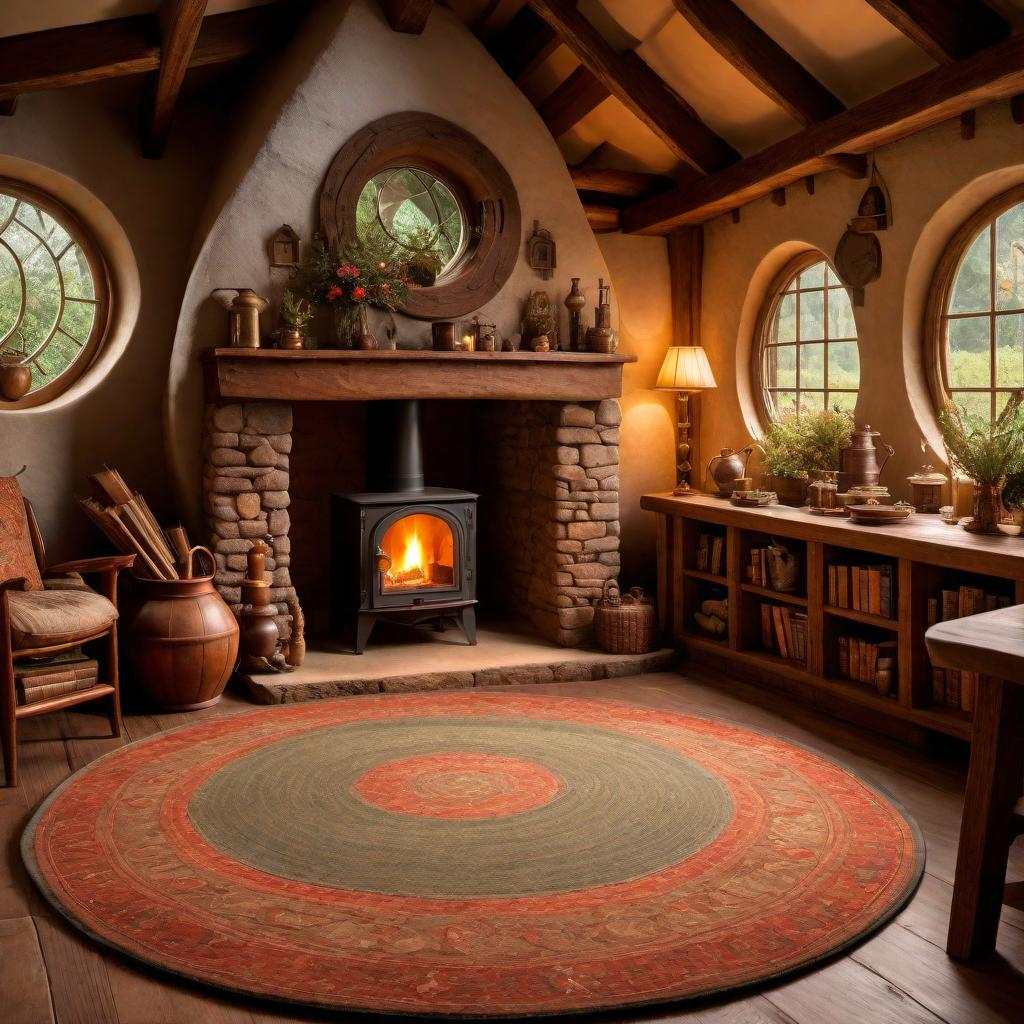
left=126, top=561, right=239, bottom=711
left=770, top=475, right=808, bottom=507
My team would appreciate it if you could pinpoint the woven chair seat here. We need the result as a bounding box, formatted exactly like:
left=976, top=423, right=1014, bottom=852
left=8, top=588, right=118, bottom=650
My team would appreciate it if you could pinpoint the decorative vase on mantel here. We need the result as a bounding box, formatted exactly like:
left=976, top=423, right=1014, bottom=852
left=354, top=305, right=377, bottom=350
left=963, top=482, right=1002, bottom=534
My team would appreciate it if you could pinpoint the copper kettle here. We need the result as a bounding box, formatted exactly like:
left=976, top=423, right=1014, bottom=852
left=838, top=425, right=894, bottom=491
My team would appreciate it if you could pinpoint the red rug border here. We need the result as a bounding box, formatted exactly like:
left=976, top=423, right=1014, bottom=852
left=20, top=691, right=926, bottom=1020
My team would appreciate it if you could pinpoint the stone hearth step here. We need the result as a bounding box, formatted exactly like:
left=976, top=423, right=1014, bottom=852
left=240, top=621, right=674, bottom=704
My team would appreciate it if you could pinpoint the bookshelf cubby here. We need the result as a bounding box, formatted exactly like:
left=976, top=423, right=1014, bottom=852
left=644, top=492, right=1024, bottom=743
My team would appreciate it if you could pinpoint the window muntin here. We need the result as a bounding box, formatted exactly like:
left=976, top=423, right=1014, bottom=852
left=356, top=168, right=466, bottom=276
left=941, top=197, right=1024, bottom=424
left=0, top=182, right=106, bottom=406
left=759, top=256, right=860, bottom=420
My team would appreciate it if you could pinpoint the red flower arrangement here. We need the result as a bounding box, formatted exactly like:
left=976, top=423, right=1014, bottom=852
left=301, top=238, right=409, bottom=313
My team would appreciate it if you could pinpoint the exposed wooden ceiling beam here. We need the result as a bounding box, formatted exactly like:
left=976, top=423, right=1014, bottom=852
left=381, top=0, right=434, bottom=34
left=142, top=0, right=208, bottom=159
left=527, top=0, right=740, bottom=173
left=623, top=32, right=1024, bottom=233
left=672, top=0, right=843, bottom=126
left=487, top=6, right=559, bottom=84
left=583, top=205, right=621, bottom=233
left=862, top=0, right=1008, bottom=64
left=539, top=65, right=609, bottom=138
left=0, top=3, right=306, bottom=103
left=569, top=166, right=675, bottom=199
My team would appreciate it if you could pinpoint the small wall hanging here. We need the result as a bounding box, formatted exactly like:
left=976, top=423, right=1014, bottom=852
left=526, top=220, right=556, bottom=280
left=268, top=224, right=301, bottom=269
left=834, top=157, right=886, bottom=306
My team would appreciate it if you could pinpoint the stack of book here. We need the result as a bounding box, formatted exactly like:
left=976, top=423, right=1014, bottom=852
left=748, top=548, right=771, bottom=587
left=827, top=562, right=894, bottom=618
left=838, top=637, right=897, bottom=688
left=79, top=468, right=193, bottom=580
left=695, top=533, right=725, bottom=576
left=15, top=651, right=98, bottom=706
left=759, top=604, right=808, bottom=663
left=927, top=585, right=1011, bottom=712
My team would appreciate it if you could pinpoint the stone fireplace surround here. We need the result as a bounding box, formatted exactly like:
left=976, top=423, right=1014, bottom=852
left=201, top=349, right=633, bottom=650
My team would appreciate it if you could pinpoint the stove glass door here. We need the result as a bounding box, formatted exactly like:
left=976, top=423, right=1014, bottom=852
left=378, top=512, right=456, bottom=593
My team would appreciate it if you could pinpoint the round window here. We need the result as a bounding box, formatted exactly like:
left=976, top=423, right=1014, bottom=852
left=356, top=168, right=466, bottom=278
left=0, top=179, right=108, bottom=408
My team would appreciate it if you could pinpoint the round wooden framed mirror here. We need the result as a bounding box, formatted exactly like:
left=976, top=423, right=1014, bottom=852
left=319, top=113, right=521, bottom=321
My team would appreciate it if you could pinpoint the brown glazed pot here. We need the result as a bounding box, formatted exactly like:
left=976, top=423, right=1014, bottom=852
left=126, top=567, right=239, bottom=711
left=0, top=362, right=32, bottom=401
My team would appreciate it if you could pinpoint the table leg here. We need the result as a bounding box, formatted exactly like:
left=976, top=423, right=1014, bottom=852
left=947, top=676, right=1024, bottom=960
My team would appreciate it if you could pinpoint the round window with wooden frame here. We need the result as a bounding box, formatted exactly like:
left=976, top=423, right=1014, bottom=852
left=0, top=178, right=110, bottom=409
left=753, top=251, right=860, bottom=424
left=320, top=113, right=521, bottom=320
left=925, top=183, right=1024, bottom=425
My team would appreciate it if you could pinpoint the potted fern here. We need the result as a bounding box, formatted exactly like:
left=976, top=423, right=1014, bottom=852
left=761, top=409, right=855, bottom=506
left=938, top=391, right=1024, bottom=533
left=278, top=289, right=314, bottom=350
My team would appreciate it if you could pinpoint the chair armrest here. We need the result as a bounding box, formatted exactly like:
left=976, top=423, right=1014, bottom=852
left=47, top=555, right=136, bottom=575
left=0, top=577, right=30, bottom=593
left=46, top=555, right=135, bottom=606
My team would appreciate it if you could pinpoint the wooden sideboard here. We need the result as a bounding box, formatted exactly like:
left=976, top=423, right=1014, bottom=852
left=641, top=492, right=1024, bottom=743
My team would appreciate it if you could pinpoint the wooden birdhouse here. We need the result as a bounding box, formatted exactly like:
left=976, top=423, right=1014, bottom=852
left=268, top=224, right=300, bottom=269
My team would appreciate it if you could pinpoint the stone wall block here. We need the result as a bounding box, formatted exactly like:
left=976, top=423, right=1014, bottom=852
left=210, top=477, right=252, bottom=494
left=268, top=509, right=290, bottom=535
left=262, top=490, right=290, bottom=509
left=213, top=405, right=244, bottom=432
left=245, top=403, right=292, bottom=434
left=596, top=399, right=621, bottom=427
left=568, top=521, right=606, bottom=541
left=556, top=427, right=601, bottom=445
left=249, top=443, right=279, bottom=467
left=236, top=493, right=262, bottom=519
left=579, top=444, right=618, bottom=469
left=211, top=448, right=246, bottom=467
left=254, top=469, right=289, bottom=491
left=591, top=502, right=619, bottom=521
left=560, top=404, right=596, bottom=428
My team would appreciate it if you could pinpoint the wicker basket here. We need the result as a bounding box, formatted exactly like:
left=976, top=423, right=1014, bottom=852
left=593, top=580, right=657, bottom=655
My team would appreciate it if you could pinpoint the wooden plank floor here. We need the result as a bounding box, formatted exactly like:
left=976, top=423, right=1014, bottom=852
left=2, top=666, right=1022, bottom=1024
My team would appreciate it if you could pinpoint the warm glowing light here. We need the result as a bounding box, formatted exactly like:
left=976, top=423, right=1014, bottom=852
left=380, top=514, right=456, bottom=592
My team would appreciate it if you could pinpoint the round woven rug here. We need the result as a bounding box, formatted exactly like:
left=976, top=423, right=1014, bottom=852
left=23, top=692, right=924, bottom=1017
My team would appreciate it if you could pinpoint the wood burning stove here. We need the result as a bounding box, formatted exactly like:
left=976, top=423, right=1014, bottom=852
left=332, top=400, right=477, bottom=653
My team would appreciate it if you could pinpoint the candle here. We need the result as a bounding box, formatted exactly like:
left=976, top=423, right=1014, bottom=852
left=462, top=334, right=475, bottom=352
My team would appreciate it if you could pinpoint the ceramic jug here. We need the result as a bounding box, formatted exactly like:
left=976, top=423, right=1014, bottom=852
left=706, top=447, right=753, bottom=497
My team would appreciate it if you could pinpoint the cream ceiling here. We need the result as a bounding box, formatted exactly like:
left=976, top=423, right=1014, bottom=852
left=4, top=0, right=1024, bottom=181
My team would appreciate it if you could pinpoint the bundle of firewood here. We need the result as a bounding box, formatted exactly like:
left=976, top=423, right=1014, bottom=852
left=79, top=468, right=195, bottom=580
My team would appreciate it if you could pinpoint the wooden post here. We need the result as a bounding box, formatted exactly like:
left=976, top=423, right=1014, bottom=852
left=668, top=226, right=705, bottom=487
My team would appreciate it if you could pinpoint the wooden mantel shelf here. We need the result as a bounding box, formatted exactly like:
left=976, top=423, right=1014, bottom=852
left=203, top=348, right=637, bottom=402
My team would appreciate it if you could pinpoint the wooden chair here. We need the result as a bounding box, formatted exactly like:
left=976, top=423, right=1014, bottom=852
left=1, top=477, right=134, bottom=786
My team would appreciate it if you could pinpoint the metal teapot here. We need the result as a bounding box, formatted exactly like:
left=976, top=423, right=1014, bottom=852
left=838, top=424, right=894, bottom=492
left=706, top=446, right=755, bottom=498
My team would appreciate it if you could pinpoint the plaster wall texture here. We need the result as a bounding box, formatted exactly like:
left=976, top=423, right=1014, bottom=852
left=167, top=0, right=614, bottom=529
left=701, top=99, right=1024, bottom=497
left=597, top=232, right=675, bottom=589
left=0, top=81, right=225, bottom=560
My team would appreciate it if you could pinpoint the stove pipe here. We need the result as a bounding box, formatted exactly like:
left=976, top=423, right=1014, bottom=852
left=367, top=399, right=424, bottom=493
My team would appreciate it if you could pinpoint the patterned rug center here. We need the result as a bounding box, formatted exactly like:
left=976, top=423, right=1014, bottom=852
left=186, top=716, right=733, bottom=897
left=353, top=752, right=565, bottom=818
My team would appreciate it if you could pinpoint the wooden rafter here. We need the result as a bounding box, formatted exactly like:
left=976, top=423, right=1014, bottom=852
left=527, top=0, right=739, bottom=173
left=381, top=0, right=434, bottom=35
left=142, top=0, right=208, bottom=159
left=672, top=0, right=843, bottom=126
left=863, top=0, right=1008, bottom=64
left=486, top=6, right=559, bottom=84
left=583, top=205, right=620, bottom=233
left=0, top=3, right=308, bottom=103
left=569, top=166, right=675, bottom=199
left=539, top=66, right=609, bottom=138
left=623, top=32, right=1024, bottom=233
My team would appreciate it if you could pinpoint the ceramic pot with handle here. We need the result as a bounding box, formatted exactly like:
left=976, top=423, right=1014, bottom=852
left=706, top=447, right=754, bottom=498
left=126, top=547, right=239, bottom=711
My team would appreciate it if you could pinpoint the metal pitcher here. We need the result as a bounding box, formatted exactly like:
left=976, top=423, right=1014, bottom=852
left=838, top=425, right=894, bottom=492
left=706, top=446, right=754, bottom=498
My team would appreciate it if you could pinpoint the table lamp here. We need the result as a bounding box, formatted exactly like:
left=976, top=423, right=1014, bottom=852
left=656, top=346, right=717, bottom=495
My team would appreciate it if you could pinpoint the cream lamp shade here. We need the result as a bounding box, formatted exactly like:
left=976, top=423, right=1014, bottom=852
left=656, top=346, right=717, bottom=391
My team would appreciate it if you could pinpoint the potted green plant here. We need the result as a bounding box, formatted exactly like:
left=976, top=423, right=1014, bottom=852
left=761, top=409, right=855, bottom=506
left=939, top=392, right=1024, bottom=533
left=277, top=290, right=314, bottom=350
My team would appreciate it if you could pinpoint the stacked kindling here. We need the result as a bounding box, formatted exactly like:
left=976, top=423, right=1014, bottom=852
left=759, top=604, right=808, bottom=664
left=79, top=468, right=192, bottom=580
left=15, top=651, right=98, bottom=706
left=927, top=585, right=1011, bottom=712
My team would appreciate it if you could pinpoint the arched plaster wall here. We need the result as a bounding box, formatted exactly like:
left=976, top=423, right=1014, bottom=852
left=167, top=0, right=613, bottom=525
left=701, top=99, right=1024, bottom=495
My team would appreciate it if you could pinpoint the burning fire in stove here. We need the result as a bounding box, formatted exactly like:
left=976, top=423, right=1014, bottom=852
left=380, top=513, right=455, bottom=591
